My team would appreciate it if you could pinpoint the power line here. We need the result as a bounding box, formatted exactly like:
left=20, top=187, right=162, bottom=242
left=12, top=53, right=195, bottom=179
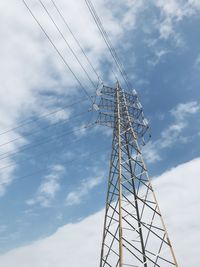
left=0, top=110, right=89, bottom=149
left=85, top=0, right=125, bottom=83
left=38, top=0, right=97, bottom=90
left=0, top=120, right=95, bottom=162
left=22, top=0, right=94, bottom=104
left=85, top=0, right=132, bottom=91
left=0, top=147, right=110, bottom=187
left=88, top=0, right=131, bottom=90
left=0, top=97, right=87, bottom=137
left=0, top=123, right=102, bottom=172
left=85, top=0, right=120, bottom=83
left=0, top=113, right=92, bottom=160
left=50, top=0, right=102, bottom=84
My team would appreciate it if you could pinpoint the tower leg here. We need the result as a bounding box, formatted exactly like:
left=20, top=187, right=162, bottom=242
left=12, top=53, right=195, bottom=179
left=98, top=84, right=179, bottom=267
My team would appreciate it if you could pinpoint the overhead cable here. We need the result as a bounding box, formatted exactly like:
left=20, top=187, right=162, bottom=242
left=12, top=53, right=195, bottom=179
left=0, top=110, right=89, bottom=149
left=0, top=97, right=87, bottom=137
left=0, top=120, right=95, bottom=162
left=0, top=147, right=110, bottom=187
left=0, top=124, right=103, bottom=172
left=85, top=0, right=132, bottom=91
left=22, top=0, right=94, bottom=104
left=38, top=0, right=97, bottom=90
left=50, top=0, right=102, bottom=84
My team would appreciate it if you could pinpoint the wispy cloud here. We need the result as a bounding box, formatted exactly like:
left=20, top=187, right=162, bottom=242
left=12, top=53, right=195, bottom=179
left=66, top=172, right=103, bottom=206
left=142, top=141, right=162, bottom=163
left=73, top=123, right=88, bottom=138
left=194, top=54, right=200, bottom=68
left=147, top=49, right=170, bottom=66
left=0, top=225, right=7, bottom=234
left=0, top=132, right=27, bottom=196
left=143, top=101, right=200, bottom=163
left=92, top=124, right=113, bottom=137
left=26, top=164, right=65, bottom=207
left=153, top=0, right=200, bottom=45
left=170, top=101, right=200, bottom=120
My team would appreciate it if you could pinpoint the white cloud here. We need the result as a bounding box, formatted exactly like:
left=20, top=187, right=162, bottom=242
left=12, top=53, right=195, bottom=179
left=170, top=101, right=200, bottom=121
left=161, top=101, right=199, bottom=148
left=26, top=164, right=65, bottom=207
left=144, top=0, right=200, bottom=61
left=143, top=141, right=162, bottom=163
left=154, top=0, right=184, bottom=43
left=147, top=49, right=170, bottom=66
left=34, top=95, right=72, bottom=124
left=116, top=0, right=145, bottom=30
left=161, top=121, right=186, bottom=148
left=157, top=0, right=184, bottom=19
left=0, top=158, right=199, bottom=266
left=159, top=18, right=175, bottom=40
left=154, top=0, right=200, bottom=44
left=5, top=0, right=199, bottom=197
left=91, top=124, right=113, bottom=137
left=66, top=173, right=103, bottom=206
left=73, top=122, right=88, bottom=138
left=0, top=0, right=142, bottom=196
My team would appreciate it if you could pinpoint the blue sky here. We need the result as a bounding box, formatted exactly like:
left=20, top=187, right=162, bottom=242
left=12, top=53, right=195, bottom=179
left=0, top=0, right=200, bottom=262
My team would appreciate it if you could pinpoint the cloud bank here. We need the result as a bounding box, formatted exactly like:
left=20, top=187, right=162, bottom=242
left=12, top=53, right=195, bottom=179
left=0, top=157, right=199, bottom=266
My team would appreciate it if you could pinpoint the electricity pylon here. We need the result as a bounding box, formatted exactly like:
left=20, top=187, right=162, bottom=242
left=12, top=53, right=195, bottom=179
left=96, top=83, right=178, bottom=267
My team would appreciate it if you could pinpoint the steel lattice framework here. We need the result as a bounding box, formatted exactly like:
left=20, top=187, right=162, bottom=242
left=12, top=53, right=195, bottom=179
left=96, top=84, right=178, bottom=267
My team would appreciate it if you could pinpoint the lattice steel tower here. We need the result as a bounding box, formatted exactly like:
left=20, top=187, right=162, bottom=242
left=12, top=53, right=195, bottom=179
left=96, top=83, right=178, bottom=267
